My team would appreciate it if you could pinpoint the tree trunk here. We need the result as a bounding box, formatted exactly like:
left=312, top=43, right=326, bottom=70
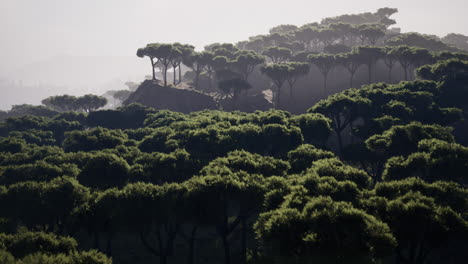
left=323, top=73, right=328, bottom=93
left=388, top=67, right=393, bottom=83
left=368, top=64, right=372, bottom=84
left=240, top=217, right=248, bottom=264
left=349, top=73, right=354, bottom=88
left=289, top=84, right=295, bottom=103
left=106, top=234, right=113, bottom=257
left=208, top=72, right=212, bottom=91
left=163, top=66, right=168, bottom=87
left=150, top=58, right=156, bottom=80
left=404, top=66, right=408, bottom=81
left=222, top=233, right=231, bottom=264
left=173, top=66, right=177, bottom=85
left=187, top=226, right=198, bottom=264
left=276, top=85, right=282, bottom=109
left=178, top=65, right=182, bottom=84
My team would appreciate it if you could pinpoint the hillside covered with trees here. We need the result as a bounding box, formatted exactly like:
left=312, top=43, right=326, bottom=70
left=0, top=7, right=467, bottom=264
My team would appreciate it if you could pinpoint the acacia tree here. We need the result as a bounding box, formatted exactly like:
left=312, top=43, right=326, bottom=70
left=262, top=47, right=292, bottom=63
left=336, top=52, right=364, bottom=88
left=261, top=64, right=292, bottom=108
left=308, top=53, right=336, bottom=92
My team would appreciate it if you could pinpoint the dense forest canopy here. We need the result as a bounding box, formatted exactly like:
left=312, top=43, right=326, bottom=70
left=0, top=7, right=468, bottom=264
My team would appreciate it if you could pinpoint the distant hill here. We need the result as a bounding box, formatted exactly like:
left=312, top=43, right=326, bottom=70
left=0, top=55, right=148, bottom=110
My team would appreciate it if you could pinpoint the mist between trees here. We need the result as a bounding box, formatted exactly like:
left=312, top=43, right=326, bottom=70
left=0, top=7, right=468, bottom=264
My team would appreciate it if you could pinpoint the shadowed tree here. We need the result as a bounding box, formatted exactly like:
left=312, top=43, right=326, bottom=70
left=199, top=51, right=216, bottom=90
left=218, top=78, right=252, bottom=109
left=383, top=47, right=397, bottom=83
left=261, top=64, right=292, bottom=108
left=356, top=46, right=385, bottom=84
left=285, top=62, right=310, bottom=102
left=183, top=52, right=206, bottom=91
left=137, top=44, right=159, bottom=80
left=74, top=95, right=107, bottom=112
left=356, top=24, right=386, bottom=45
left=310, top=93, right=371, bottom=153
left=231, top=50, right=265, bottom=81
left=336, top=52, right=364, bottom=88
left=294, top=26, right=320, bottom=51
left=262, top=47, right=292, bottom=63
left=308, top=53, right=337, bottom=92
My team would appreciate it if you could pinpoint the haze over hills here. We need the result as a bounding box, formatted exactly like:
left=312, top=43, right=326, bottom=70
left=0, top=55, right=147, bottom=109
left=1, top=0, right=468, bottom=111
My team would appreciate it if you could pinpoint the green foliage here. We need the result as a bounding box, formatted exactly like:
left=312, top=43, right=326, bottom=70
left=383, top=139, right=468, bottom=183
left=307, top=158, right=371, bottom=188
left=0, top=232, right=77, bottom=258
left=255, top=196, right=396, bottom=263
left=200, top=150, right=290, bottom=177
left=0, top=160, right=79, bottom=185
left=366, top=122, right=454, bottom=157
left=77, top=153, right=130, bottom=189
left=287, top=144, right=335, bottom=173
left=63, top=127, right=127, bottom=152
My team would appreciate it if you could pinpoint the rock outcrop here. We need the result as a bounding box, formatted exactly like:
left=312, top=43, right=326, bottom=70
left=124, top=80, right=217, bottom=113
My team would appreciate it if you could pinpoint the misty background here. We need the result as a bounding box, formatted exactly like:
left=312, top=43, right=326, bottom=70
left=1, top=0, right=467, bottom=110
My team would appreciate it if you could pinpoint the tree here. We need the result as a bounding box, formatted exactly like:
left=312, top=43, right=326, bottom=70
left=269, top=24, right=298, bottom=34
left=231, top=50, right=265, bottom=81
left=137, top=44, right=159, bottom=80
left=262, top=46, right=291, bottom=64
left=356, top=46, right=384, bottom=84
left=356, top=24, right=386, bottom=45
left=41, top=95, right=78, bottom=112
left=365, top=122, right=455, bottom=157
left=384, top=192, right=468, bottom=264
left=336, top=52, right=364, bottom=87
left=183, top=52, right=205, bottom=91
left=255, top=196, right=396, bottom=263
left=199, top=51, right=216, bottom=90
left=442, top=33, right=468, bottom=51
left=383, top=47, right=397, bottom=83
left=74, top=94, right=107, bottom=112
left=308, top=53, right=336, bottom=92
left=218, top=78, right=252, bottom=109
left=329, top=23, right=354, bottom=45
left=382, top=139, right=468, bottom=184
left=294, top=26, right=320, bottom=51
left=285, top=62, right=310, bottom=102
left=77, top=153, right=130, bottom=189
left=261, top=64, right=292, bottom=108
left=287, top=144, right=335, bottom=173
left=318, top=28, right=338, bottom=48
left=310, top=93, right=371, bottom=153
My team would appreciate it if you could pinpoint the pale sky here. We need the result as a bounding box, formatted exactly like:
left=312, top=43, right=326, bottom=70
left=1, top=0, right=467, bottom=62
left=0, top=0, right=467, bottom=109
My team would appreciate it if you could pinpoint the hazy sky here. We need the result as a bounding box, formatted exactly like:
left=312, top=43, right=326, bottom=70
left=1, top=0, right=467, bottom=63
